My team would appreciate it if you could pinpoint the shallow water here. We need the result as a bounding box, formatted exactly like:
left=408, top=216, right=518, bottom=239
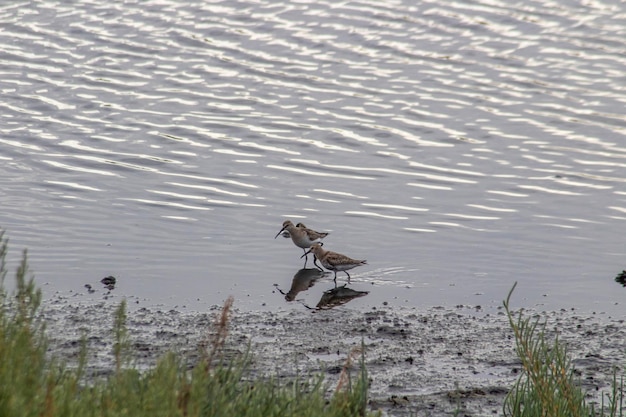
left=1, top=0, right=626, bottom=315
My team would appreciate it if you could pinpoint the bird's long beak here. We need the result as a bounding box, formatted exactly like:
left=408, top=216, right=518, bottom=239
left=300, top=248, right=313, bottom=258
left=274, top=226, right=287, bottom=239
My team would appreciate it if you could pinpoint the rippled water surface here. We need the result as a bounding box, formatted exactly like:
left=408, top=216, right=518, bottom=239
left=2, top=0, right=626, bottom=315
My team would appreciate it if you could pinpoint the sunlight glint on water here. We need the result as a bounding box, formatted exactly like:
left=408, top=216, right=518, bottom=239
left=0, top=0, right=625, bottom=315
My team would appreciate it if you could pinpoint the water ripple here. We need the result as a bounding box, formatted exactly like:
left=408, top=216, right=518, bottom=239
left=1, top=0, right=626, bottom=312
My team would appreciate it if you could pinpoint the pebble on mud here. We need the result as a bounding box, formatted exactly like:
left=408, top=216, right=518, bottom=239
left=100, top=276, right=116, bottom=290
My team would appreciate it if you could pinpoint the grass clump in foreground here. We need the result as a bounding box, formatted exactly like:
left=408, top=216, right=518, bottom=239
left=0, top=231, right=378, bottom=417
left=503, top=282, right=624, bottom=417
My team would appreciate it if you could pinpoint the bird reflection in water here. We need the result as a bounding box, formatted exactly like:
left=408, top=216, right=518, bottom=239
left=315, top=285, right=369, bottom=310
left=283, top=268, right=325, bottom=301
left=275, top=268, right=369, bottom=310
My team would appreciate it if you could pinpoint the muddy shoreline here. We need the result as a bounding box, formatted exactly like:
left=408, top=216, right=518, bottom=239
left=41, top=293, right=625, bottom=416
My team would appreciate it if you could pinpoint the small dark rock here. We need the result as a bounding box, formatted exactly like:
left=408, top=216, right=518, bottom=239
left=101, top=276, right=116, bottom=290
left=326, top=365, right=342, bottom=374
left=101, top=276, right=116, bottom=285
left=390, top=395, right=410, bottom=406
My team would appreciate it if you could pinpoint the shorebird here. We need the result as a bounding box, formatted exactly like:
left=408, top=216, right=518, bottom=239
left=277, top=222, right=316, bottom=239
left=295, top=222, right=327, bottom=238
left=274, top=220, right=328, bottom=268
left=302, top=243, right=367, bottom=282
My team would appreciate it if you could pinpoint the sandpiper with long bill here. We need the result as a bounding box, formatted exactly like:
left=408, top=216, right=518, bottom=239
left=302, top=243, right=366, bottom=282
left=274, top=220, right=328, bottom=268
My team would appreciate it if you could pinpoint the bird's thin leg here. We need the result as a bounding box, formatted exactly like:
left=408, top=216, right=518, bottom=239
left=302, top=249, right=308, bottom=267
left=345, top=271, right=351, bottom=283
left=313, top=255, right=323, bottom=271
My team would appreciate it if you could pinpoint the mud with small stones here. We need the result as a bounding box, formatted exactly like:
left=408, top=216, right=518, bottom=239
left=41, top=293, right=625, bottom=417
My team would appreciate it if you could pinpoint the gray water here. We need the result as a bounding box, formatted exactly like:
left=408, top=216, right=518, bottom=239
left=2, top=0, right=625, bottom=315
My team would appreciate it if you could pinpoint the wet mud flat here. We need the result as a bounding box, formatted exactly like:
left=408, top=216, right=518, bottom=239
left=41, top=294, right=625, bottom=417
